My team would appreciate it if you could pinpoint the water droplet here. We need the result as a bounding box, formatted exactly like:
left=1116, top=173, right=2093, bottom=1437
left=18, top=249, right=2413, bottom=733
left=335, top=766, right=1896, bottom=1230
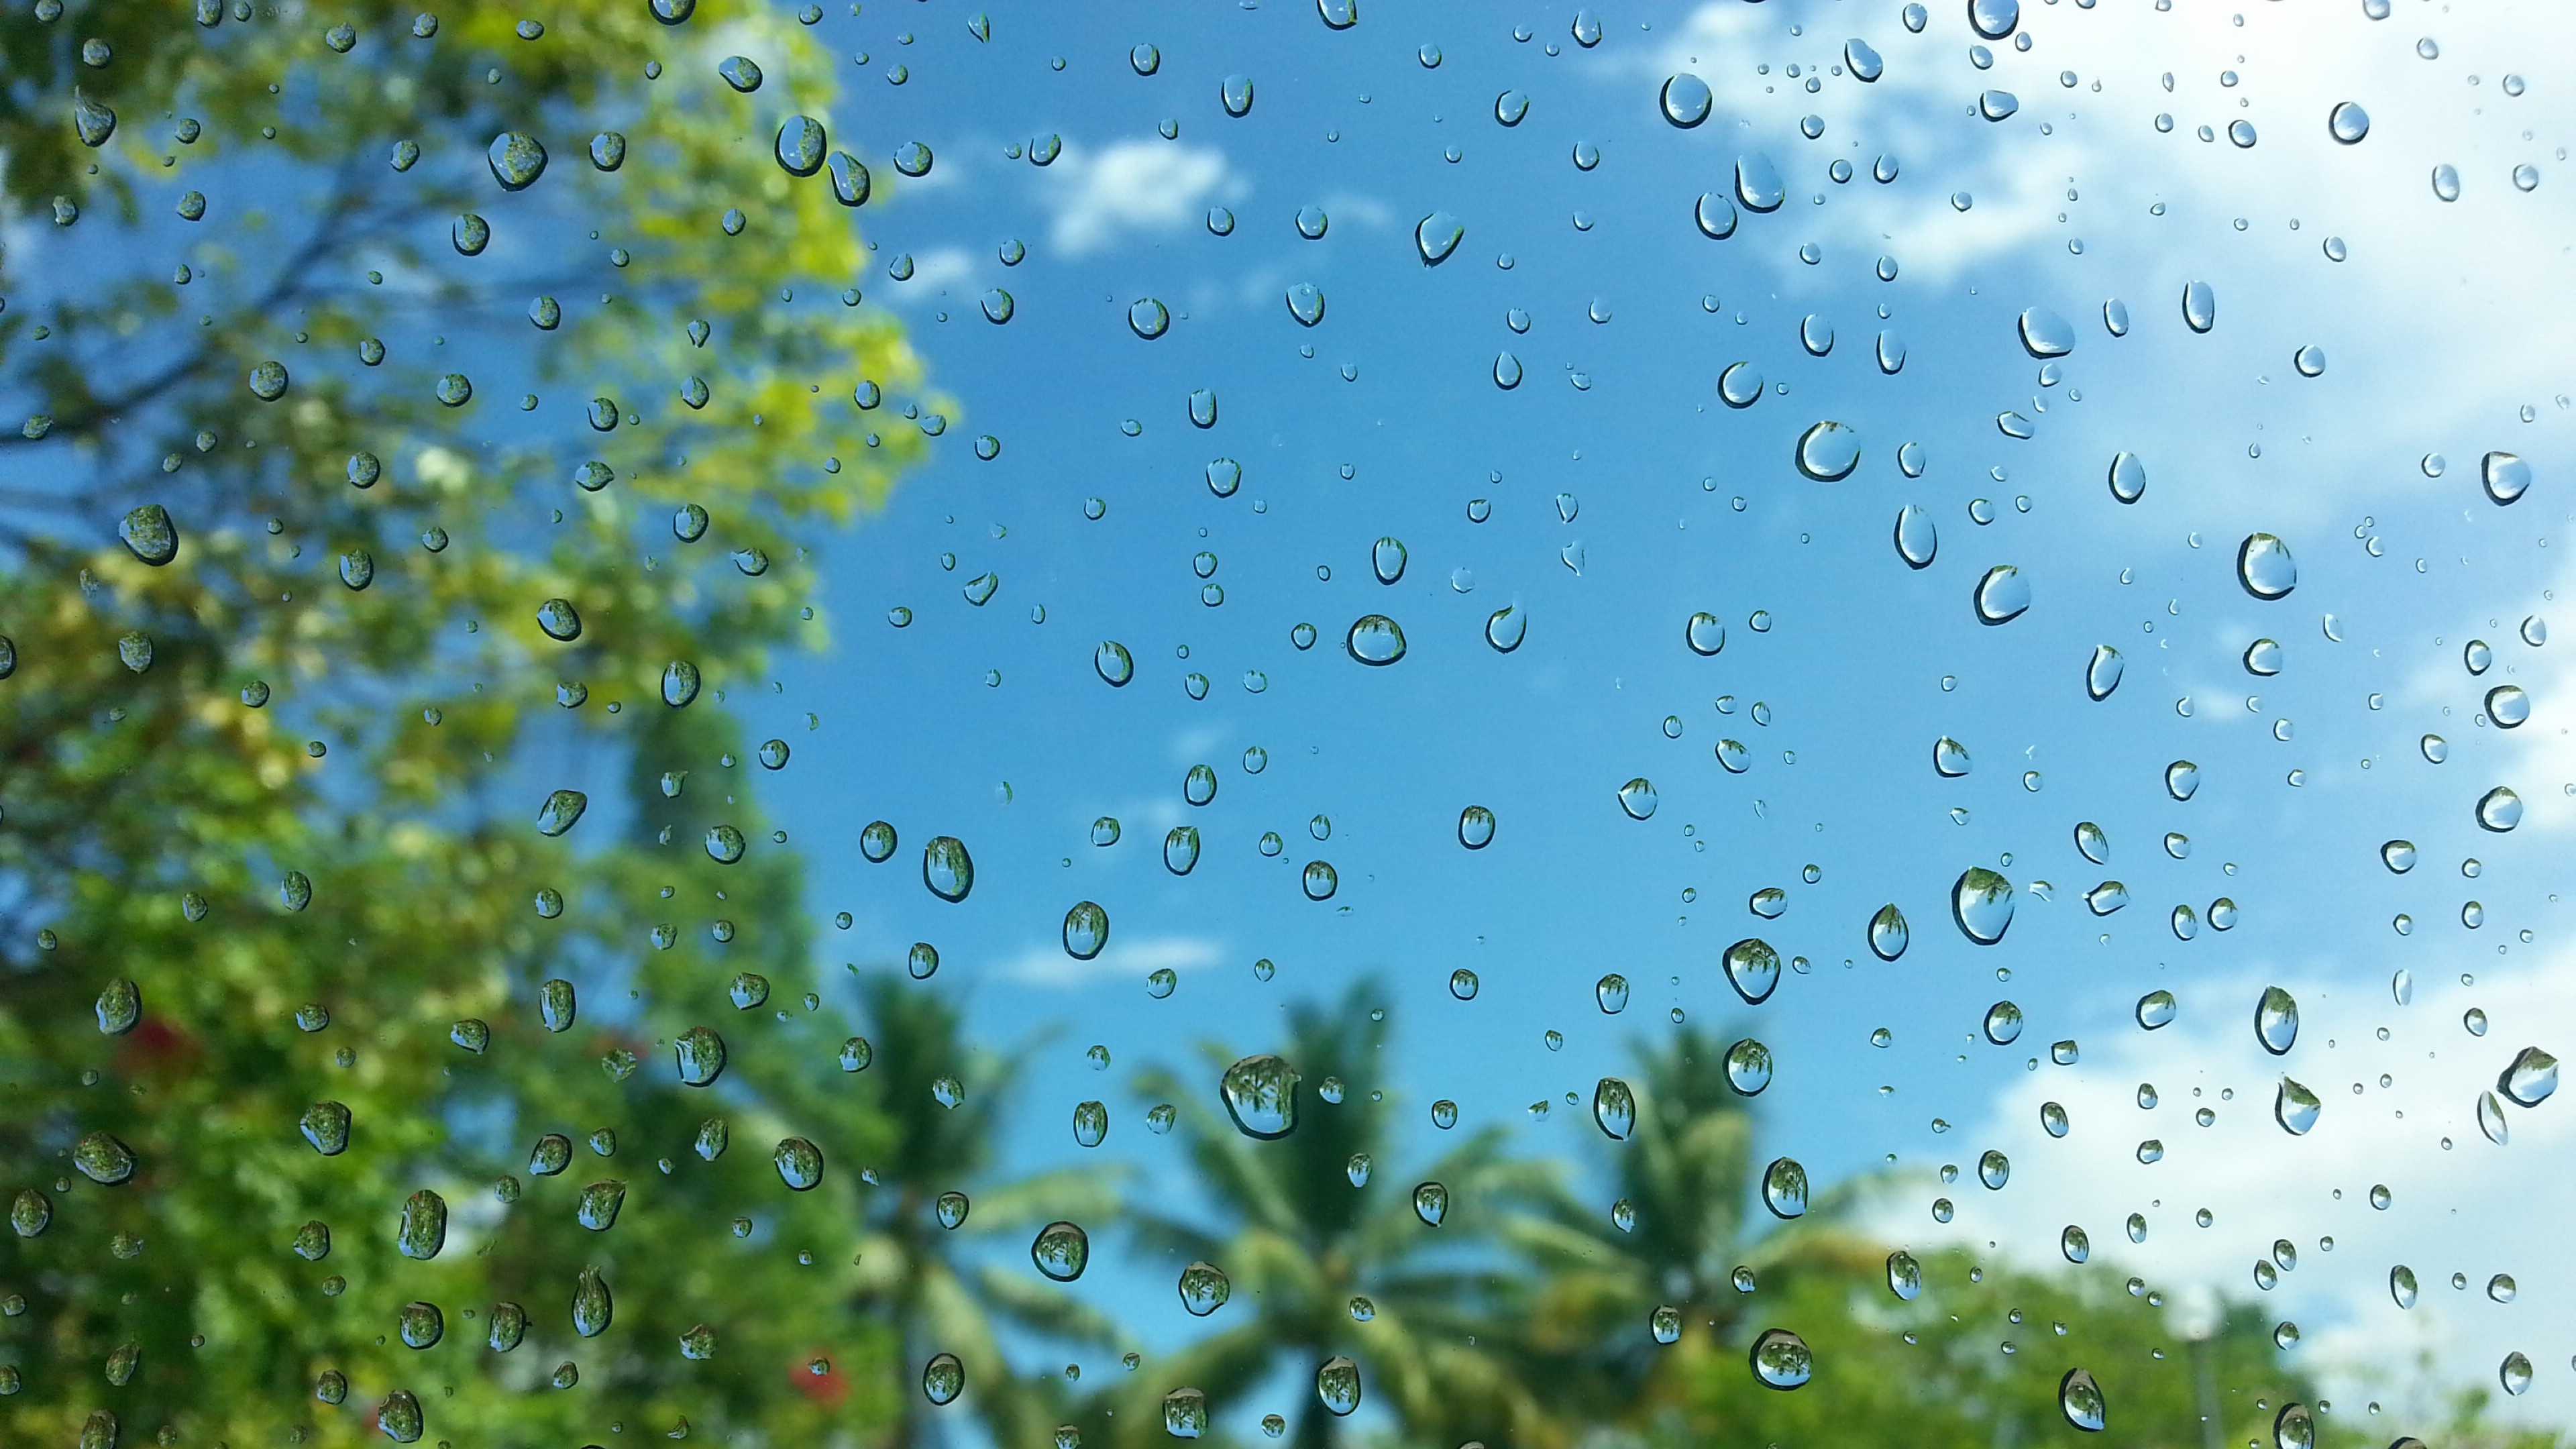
left=1285, top=282, right=1326, bottom=327
left=1846, top=38, right=1885, bottom=80
left=773, top=1136, right=824, bottom=1191
left=1695, top=191, right=1739, bottom=240
left=1413, top=1180, right=1450, bottom=1225
left=1865, top=904, right=1910, bottom=962
left=1222, top=74, right=1255, bottom=116
left=1617, top=778, right=1660, bottom=822
left=2060, top=1369, right=2107, bottom=1431
left=674, top=1026, right=726, bottom=1086
left=1415, top=211, right=1464, bottom=264
left=1735, top=152, right=1785, bottom=211
left=1894, top=506, right=1938, bottom=569
left=1952, top=869, right=2015, bottom=945
left=2477, top=786, right=2524, bottom=832
left=2482, top=451, right=2532, bottom=505
left=1593, top=1077, right=1636, bottom=1139
left=921, top=836, right=974, bottom=901
left=2274, top=1077, right=2322, bottom=1134
left=1661, top=72, right=1713, bottom=127
left=1973, top=565, right=2031, bottom=624
left=2018, top=306, right=2076, bottom=358
left=1978, top=90, right=2020, bottom=121
left=1315, top=1356, right=1362, bottom=1415
left=2432, top=163, right=2462, bottom=201
left=2499, top=1046, right=2558, bottom=1106
left=1220, top=1055, right=1299, bottom=1138
left=1750, top=1328, right=1813, bottom=1389
left=1794, top=421, right=1861, bottom=481
left=396, top=1187, right=447, bottom=1259
left=921, top=1352, right=964, bottom=1405
left=1933, top=737, right=1974, bottom=778
left=1721, top=938, right=1782, bottom=1006
left=1717, top=361, right=1765, bottom=409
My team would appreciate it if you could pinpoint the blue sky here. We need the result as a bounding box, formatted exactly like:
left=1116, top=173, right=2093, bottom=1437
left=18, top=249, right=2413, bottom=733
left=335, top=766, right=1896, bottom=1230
left=684, top=0, right=2576, bottom=1425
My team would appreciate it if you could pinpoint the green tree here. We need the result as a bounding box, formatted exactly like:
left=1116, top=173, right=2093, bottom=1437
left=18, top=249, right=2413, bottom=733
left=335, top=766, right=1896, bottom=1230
left=0, top=0, right=943, bottom=1444
left=841, top=975, right=1122, bottom=1449
left=1093, top=983, right=1561, bottom=1449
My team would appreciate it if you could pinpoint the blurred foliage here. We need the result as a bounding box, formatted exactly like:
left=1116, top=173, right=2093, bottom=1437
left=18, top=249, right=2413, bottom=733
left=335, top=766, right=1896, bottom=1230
left=0, top=0, right=951, bottom=1443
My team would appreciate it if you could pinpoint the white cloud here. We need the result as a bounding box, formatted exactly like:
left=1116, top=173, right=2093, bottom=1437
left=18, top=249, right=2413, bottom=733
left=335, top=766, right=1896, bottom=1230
left=1898, top=949, right=2576, bottom=1426
left=1041, top=140, right=1238, bottom=257
left=1001, top=932, right=1224, bottom=988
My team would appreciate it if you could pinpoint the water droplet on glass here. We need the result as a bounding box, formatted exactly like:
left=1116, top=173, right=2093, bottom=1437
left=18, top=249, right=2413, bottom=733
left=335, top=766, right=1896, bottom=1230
left=1593, top=1077, right=1635, bottom=1140
left=1750, top=1328, right=1813, bottom=1389
left=1413, top=1180, right=1450, bottom=1225
left=2482, top=451, right=2532, bottom=505
left=1615, top=777, right=1660, bottom=822
left=922, top=836, right=974, bottom=901
left=773, top=1137, right=824, bottom=1191
left=1316, top=1356, right=1362, bottom=1415
left=1794, top=421, right=1862, bottom=481
left=1344, top=614, right=1406, bottom=665
left=2060, top=1369, right=2107, bottom=1432
left=1220, top=1055, right=1299, bottom=1138
left=1660, top=72, right=1713, bottom=127
left=1953, top=868, right=2015, bottom=944
left=2274, top=1077, right=2322, bottom=1134
left=1973, top=565, right=2031, bottom=624
left=2477, top=787, right=2524, bottom=832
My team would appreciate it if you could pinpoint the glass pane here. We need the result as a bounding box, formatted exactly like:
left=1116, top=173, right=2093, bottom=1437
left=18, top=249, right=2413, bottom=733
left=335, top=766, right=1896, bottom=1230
left=2, top=2, right=2567, bottom=1448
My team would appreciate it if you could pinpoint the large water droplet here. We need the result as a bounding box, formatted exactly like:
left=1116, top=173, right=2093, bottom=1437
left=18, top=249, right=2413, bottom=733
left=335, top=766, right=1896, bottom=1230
left=1887, top=1250, right=1923, bottom=1300
left=1894, top=506, right=1937, bottom=568
left=119, top=504, right=178, bottom=565
left=1794, top=421, right=1861, bottom=481
left=2477, top=786, right=2524, bottom=832
left=1846, top=38, right=1884, bottom=80
left=1593, top=1077, right=1636, bottom=1140
left=1178, top=1260, right=1232, bottom=1316
left=1415, top=212, right=1464, bottom=264
left=1661, top=73, right=1713, bottom=127
left=921, top=1352, right=964, bottom=1405
left=1735, top=153, right=1785, bottom=212
left=922, top=837, right=974, bottom=901
left=2236, top=533, right=2297, bottom=598
left=2086, top=645, right=2126, bottom=700
left=2060, top=1369, right=2106, bottom=1432
left=1973, top=565, right=2030, bottom=624
left=2274, top=1077, right=2321, bottom=1134
left=2018, top=306, right=2076, bottom=358
left=1345, top=614, right=1406, bottom=665
left=674, top=1026, right=726, bottom=1086
left=1032, top=1221, right=1089, bottom=1281
left=1285, top=283, right=1327, bottom=327
left=576, top=1179, right=625, bottom=1232
left=1163, top=1389, right=1209, bottom=1438
left=2182, top=280, right=2218, bottom=333
left=1749, top=1329, right=1812, bottom=1389
left=397, top=1188, right=447, bottom=1259
left=1062, top=901, right=1109, bottom=960
left=1933, top=737, right=1973, bottom=777
left=774, top=115, right=826, bottom=176
left=1695, top=191, right=1739, bottom=239
left=2328, top=101, right=2370, bottom=144
left=1413, top=1180, right=1449, bottom=1225
left=1315, top=1356, right=1362, bottom=1415
left=1222, top=74, right=1255, bottom=116
left=487, top=131, right=547, bottom=190
left=773, top=1136, right=824, bottom=1190
left=1725, top=1038, right=1773, bottom=1095
left=1221, top=1055, right=1299, bottom=1138
left=2483, top=451, right=2532, bottom=505
left=1724, top=938, right=1782, bottom=1004
left=1952, top=868, right=2015, bottom=944
left=1761, top=1157, right=1808, bottom=1217
left=1868, top=904, right=1909, bottom=961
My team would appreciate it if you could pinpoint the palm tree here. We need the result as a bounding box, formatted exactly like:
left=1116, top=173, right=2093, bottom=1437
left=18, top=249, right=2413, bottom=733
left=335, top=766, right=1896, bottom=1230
left=840, top=976, right=1121, bottom=1449
left=1507, top=1025, right=1887, bottom=1439
left=1092, top=982, right=1563, bottom=1449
